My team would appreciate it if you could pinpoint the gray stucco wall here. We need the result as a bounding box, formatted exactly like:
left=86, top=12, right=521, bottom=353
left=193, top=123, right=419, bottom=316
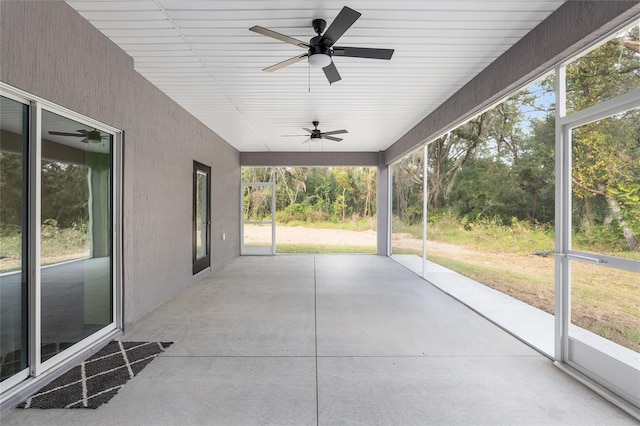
left=1, top=1, right=241, bottom=328
left=127, top=73, right=240, bottom=325
left=0, top=1, right=134, bottom=130
left=240, top=151, right=379, bottom=167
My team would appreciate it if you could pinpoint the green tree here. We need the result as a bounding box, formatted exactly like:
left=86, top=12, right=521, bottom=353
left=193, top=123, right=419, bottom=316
left=566, top=26, right=640, bottom=250
left=332, top=168, right=352, bottom=221
left=40, top=160, right=88, bottom=228
left=0, top=152, right=23, bottom=226
left=392, top=149, right=423, bottom=224
left=515, top=114, right=556, bottom=224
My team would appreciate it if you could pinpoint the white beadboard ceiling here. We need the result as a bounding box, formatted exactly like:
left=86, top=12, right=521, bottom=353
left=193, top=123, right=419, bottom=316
left=65, top=0, right=565, bottom=153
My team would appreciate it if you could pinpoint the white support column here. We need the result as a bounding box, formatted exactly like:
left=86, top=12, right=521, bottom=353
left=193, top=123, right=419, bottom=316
left=376, top=160, right=390, bottom=256
left=554, top=64, right=568, bottom=362
left=422, top=144, right=428, bottom=277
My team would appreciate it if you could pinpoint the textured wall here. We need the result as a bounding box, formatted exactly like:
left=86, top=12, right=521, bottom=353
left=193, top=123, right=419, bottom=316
left=383, top=1, right=640, bottom=164
left=240, top=151, right=379, bottom=166
left=0, top=1, right=241, bottom=328
left=127, top=73, right=240, bottom=322
left=0, top=1, right=133, bottom=130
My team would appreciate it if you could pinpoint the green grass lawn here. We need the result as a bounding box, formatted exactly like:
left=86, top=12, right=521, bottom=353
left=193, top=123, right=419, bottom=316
left=0, top=224, right=89, bottom=272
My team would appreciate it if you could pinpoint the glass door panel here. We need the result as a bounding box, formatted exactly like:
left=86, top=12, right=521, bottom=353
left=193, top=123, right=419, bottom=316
left=40, top=110, right=113, bottom=362
left=195, top=171, right=206, bottom=258
left=0, top=96, right=29, bottom=383
left=193, top=162, right=211, bottom=274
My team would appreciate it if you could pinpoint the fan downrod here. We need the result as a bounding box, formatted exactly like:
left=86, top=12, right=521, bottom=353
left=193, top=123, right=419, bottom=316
left=312, top=19, right=326, bottom=35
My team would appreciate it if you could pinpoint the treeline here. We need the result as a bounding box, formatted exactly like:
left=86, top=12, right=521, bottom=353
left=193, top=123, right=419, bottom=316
left=0, top=155, right=89, bottom=230
left=243, top=166, right=377, bottom=223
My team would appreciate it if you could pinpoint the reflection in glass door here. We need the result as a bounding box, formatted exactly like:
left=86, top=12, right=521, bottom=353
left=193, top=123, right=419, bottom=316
left=193, top=162, right=211, bottom=274
left=0, top=96, right=29, bottom=386
left=40, top=110, right=113, bottom=363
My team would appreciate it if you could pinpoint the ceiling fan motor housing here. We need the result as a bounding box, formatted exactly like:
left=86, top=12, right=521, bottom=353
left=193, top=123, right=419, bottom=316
left=309, top=40, right=331, bottom=57
left=311, top=120, right=322, bottom=138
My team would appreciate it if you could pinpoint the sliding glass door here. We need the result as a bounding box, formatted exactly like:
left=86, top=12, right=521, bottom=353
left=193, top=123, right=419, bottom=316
left=0, top=85, right=122, bottom=397
left=0, top=95, right=29, bottom=386
left=39, top=110, right=114, bottom=362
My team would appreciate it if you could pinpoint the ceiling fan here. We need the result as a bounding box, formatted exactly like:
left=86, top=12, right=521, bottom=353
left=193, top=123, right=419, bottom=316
left=250, top=6, right=394, bottom=84
left=48, top=129, right=107, bottom=143
left=283, top=121, right=348, bottom=143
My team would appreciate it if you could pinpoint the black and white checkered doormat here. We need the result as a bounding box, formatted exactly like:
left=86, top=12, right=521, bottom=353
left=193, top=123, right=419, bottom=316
left=19, top=341, right=173, bottom=409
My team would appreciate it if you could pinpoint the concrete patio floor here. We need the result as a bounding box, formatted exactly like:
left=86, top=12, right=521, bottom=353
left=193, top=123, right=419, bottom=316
left=1, top=255, right=636, bottom=425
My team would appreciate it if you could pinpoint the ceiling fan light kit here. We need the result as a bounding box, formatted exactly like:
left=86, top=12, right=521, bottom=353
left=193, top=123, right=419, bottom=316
left=308, top=53, right=332, bottom=68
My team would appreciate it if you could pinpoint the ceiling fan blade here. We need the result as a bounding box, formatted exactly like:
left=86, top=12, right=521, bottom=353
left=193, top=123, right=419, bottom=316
left=319, top=6, right=361, bottom=47
left=282, top=135, right=309, bottom=137
left=48, top=131, right=84, bottom=137
left=321, top=129, right=348, bottom=136
left=323, top=136, right=343, bottom=142
left=263, top=54, right=308, bottom=72
left=249, top=26, right=310, bottom=48
left=322, top=61, right=341, bottom=84
left=302, top=128, right=314, bottom=134
left=332, top=46, right=394, bottom=60
left=302, top=138, right=312, bottom=144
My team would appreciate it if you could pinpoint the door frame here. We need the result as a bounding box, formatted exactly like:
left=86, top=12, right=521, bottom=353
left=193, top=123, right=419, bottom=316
left=555, top=69, right=640, bottom=407
left=193, top=161, right=211, bottom=274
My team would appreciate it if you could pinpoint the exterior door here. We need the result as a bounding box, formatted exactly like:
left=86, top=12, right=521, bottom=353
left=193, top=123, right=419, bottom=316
left=556, top=86, right=640, bottom=408
left=193, top=161, right=211, bottom=274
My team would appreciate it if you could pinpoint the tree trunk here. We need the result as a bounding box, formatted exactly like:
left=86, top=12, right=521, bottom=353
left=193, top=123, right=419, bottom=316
left=530, top=188, right=537, bottom=224
left=600, top=184, right=639, bottom=251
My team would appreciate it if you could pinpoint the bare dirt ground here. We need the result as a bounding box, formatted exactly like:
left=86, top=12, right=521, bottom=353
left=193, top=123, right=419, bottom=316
left=244, top=224, right=472, bottom=255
